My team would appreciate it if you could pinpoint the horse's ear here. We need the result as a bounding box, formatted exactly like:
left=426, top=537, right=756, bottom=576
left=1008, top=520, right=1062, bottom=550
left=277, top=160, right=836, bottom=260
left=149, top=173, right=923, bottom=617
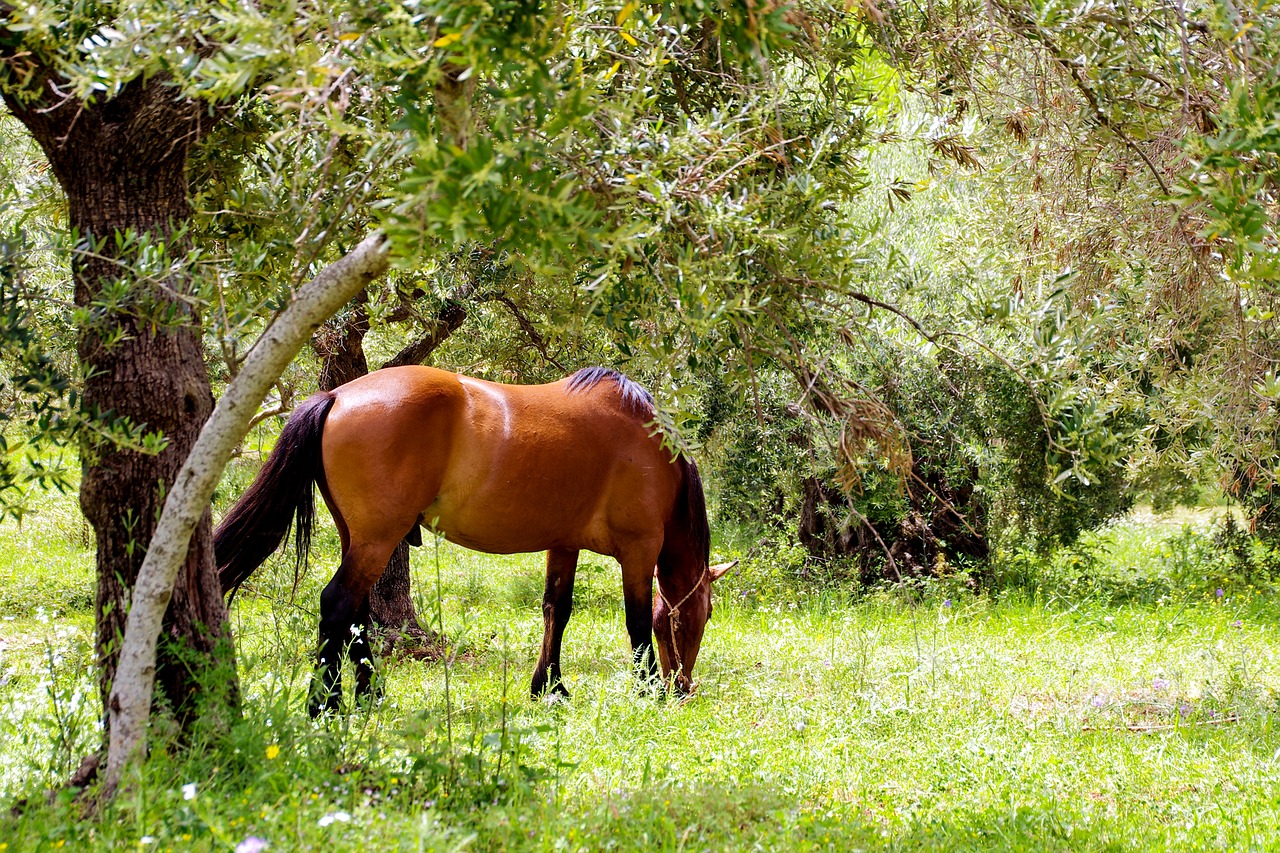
left=709, top=560, right=738, bottom=582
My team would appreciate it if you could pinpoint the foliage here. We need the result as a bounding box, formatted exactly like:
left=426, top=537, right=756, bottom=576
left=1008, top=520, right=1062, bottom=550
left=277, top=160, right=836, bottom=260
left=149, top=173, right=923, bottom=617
left=875, top=0, right=1280, bottom=535
left=5, top=0, right=1275, bottom=548
left=706, top=267, right=1148, bottom=578
left=992, top=510, right=1280, bottom=607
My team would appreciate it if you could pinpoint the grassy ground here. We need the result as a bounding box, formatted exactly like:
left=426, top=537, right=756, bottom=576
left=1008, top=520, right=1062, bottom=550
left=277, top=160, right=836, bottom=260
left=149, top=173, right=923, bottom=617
left=2, top=494, right=1279, bottom=851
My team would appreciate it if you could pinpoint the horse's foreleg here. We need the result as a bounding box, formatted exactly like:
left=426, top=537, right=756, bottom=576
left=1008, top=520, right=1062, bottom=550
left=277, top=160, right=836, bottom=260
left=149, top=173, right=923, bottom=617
left=620, top=548, right=661, bottom=686
left=531, top=548, right=579, bottom=698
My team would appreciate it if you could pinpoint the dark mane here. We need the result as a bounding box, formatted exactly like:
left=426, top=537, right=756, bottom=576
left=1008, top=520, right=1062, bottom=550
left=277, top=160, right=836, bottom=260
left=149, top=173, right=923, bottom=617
left=565, top=367, right=654, bottom=415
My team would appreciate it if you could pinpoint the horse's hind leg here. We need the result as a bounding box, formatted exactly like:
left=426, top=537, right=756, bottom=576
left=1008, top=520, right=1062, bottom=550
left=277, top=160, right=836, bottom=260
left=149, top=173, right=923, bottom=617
left=349, top=597, right=379, bottom=703
left=311, top=578, right=354, bottom=717
left=310, top=540, right=397, bottom=717
left=531, top=548, right=578, bottom=698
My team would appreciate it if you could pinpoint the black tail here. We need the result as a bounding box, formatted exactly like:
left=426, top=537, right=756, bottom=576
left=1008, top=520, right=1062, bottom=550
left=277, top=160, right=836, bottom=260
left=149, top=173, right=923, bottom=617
left=676, top=456, right=711, bottom=568
left=215, top=391, right=337, bottom=598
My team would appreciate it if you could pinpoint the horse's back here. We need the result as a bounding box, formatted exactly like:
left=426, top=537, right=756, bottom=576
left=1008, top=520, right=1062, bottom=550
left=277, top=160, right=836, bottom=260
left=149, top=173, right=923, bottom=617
left=439, top=372, right=678, bottom=555
left=320, top=366, right=680, bottom=558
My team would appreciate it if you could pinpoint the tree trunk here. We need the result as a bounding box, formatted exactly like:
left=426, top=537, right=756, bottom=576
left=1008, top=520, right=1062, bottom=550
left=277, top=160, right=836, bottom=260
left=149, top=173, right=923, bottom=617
left=2, top=76, right=235, bottom=741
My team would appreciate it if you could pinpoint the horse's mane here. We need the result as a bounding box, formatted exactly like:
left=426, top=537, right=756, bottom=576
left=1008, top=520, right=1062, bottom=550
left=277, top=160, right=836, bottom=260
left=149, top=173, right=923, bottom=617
left=565, top=367, right=654, bottom=416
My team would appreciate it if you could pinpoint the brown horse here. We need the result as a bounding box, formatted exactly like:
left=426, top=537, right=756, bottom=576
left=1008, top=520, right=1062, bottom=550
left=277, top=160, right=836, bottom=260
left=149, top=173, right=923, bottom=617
left=215, top=366, right=733, bottom=714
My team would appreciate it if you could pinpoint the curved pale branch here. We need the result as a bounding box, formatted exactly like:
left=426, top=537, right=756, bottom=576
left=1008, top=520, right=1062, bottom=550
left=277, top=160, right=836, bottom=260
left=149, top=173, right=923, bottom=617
left=101, top=231, right=390, bottom=798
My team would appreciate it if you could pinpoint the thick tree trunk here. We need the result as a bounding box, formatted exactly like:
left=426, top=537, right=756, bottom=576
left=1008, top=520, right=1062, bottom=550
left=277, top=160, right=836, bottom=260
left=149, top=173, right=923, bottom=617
left=367, top=540, right=426, bottom=647
left=313, top=295, right=372, bottom=393
left=2, top=76, right=235, bottom=740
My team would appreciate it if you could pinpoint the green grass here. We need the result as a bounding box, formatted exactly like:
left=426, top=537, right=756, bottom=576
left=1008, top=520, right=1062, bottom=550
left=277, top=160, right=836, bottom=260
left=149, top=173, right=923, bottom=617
left=2, top=497, right=1280, bottom=851
left=0, top=485, right=95, bottom=619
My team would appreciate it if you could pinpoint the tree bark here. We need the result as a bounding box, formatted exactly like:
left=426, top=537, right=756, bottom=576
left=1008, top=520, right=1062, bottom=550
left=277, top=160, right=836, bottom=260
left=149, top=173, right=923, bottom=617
left=1, top=73, right=235, bottom=743
left=103, top=232, right=390, bottom=797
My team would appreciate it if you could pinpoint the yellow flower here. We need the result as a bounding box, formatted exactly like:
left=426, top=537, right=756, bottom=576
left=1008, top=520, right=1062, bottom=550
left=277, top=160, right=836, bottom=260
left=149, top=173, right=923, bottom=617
left=266, top=744, right=280, bottom=760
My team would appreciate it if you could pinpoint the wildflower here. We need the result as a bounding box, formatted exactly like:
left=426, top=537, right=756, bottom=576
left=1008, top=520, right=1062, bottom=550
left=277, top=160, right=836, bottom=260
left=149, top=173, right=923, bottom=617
left=318, top=812, right=351, bottom=827
left=943, top=599, right=952, bottom=609
left=1152, top=678, right=1170, bottom=691
left=1232, top=620, right=1243, bottom=629
left=1179, top=703, right=1192, bottom=717
left=182, top=783, right=197, bottom=801
left=235, top=837, right=269, bottom=853
left=1091, top=695, right=1106, bottom=708
left=1216, top=588, right=1224, bottom=599
left=139, top=838, right=156, bottom=846
left=266, top=744, right=280, bottom=760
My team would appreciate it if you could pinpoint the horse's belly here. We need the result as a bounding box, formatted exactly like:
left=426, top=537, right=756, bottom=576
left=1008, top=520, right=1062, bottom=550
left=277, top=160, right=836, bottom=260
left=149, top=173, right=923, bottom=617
left=434, top=515, right=607, bottom=556
left=426, top=492, right=606, bottom=556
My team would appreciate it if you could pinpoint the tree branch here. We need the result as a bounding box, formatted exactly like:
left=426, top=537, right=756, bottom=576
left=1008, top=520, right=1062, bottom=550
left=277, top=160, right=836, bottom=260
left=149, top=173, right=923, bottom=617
left=990, top=0, right=1171, bottom=194
left=381, top=298, right=468, bottom=369
left=479, top=290, right=566, bottom=371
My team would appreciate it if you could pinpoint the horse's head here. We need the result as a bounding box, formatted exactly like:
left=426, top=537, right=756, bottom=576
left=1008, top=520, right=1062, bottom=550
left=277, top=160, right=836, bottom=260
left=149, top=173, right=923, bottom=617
left=653, top=560, right=737, bottom=694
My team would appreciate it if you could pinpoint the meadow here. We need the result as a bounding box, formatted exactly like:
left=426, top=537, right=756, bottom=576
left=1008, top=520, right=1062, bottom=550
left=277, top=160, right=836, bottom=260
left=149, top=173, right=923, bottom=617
left=2, top=488, right=1279, bottom=852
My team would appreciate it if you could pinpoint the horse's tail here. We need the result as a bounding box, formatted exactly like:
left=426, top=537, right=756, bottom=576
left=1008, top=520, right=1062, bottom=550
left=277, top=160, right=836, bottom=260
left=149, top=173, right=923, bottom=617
left=674, top=456, right=711, bottom=567
left=215, top=391, right=337, bottom=598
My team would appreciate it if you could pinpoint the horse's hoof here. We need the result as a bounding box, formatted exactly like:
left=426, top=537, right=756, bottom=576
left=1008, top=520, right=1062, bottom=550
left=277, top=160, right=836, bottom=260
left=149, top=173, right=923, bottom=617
left=308, top=691, right=341, bottom=718
left=530, top=674, right=570, bottom=701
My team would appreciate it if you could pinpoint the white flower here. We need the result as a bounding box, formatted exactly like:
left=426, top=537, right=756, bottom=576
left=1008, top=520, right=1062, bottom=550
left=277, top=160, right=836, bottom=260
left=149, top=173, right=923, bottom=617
left=318, top=811, right=351, bottom=827
left=140, top=837, right=156, bottom=845
left=182, top=783, right=197, bottom=800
